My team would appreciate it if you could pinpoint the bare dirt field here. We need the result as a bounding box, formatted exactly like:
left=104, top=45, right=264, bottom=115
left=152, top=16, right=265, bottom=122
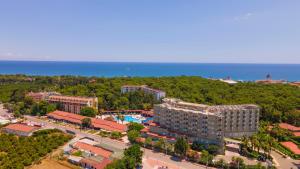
left=28, top=158, right=78, bottom=169
left=28, top=148, right=79, bottom=169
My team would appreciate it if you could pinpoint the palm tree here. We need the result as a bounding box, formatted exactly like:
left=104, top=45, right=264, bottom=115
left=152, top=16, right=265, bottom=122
left=251, top=134, right=260, bottom=153
left=120, top=115, right=125, bottom=124
left=241, top=136, right=250, bottom=150
left=116, top=113, right=121, bottom=123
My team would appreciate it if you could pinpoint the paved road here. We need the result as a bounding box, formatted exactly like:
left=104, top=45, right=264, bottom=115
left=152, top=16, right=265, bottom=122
left=143, top=149, right=209, bottom=169
left=271, top=150, right=300, bottom=169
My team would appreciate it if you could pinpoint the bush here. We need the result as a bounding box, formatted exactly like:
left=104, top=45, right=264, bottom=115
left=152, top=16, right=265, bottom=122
left=127, top=130, right=140, bottom=143
left=128, top=122, right=144, bottom=132
left=99, top=131, right=110, bottom=137
left=110, top=131, right=122, bottom=139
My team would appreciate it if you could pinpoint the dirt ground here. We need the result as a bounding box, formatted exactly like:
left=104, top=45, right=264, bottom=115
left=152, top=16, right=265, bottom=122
left=28, top=148, right=79, bottom=169
left=28, top=158, right=79, bottom=169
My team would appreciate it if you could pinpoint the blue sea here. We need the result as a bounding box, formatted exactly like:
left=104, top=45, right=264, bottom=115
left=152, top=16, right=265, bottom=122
left=0, top=61, right=299, bottom=81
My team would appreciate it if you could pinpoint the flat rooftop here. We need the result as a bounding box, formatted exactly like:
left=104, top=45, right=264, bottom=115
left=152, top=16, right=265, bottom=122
left=158, top=98, right=259, bottom=116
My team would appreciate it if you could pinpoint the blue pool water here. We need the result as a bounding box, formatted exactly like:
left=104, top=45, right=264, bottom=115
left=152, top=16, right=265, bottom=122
left=115, top=115, right=142, bottom=123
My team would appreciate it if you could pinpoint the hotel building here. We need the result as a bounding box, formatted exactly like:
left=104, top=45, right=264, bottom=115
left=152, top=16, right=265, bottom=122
left=26, top=91, right=59, bottom=102
left=121, top=85, right=166, bottom=100
left=147, top=98, right=259, bottom=148
left=47, top=95, right=98, bottom=114
left=27, top=92, right=98, bottom=114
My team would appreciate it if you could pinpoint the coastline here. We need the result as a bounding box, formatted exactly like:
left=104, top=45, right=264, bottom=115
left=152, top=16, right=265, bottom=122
left=0, top=61, right=299, bottom=81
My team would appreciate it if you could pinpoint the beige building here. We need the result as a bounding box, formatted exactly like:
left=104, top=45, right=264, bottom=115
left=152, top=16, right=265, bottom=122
left=150, top=98, right=259, bottom=147
left=26, top=91, right=59, bottom=102
left=47, top=95, right=98, bottom=114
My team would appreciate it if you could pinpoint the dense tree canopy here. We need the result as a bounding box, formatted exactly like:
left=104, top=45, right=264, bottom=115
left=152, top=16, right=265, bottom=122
left=0, top=75, right=299, bottom=125
left=0, top=129, right=72, bottom=169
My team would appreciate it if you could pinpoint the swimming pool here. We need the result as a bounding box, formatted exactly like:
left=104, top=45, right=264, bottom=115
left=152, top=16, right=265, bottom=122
left=115, top=115, right=143, bottom=123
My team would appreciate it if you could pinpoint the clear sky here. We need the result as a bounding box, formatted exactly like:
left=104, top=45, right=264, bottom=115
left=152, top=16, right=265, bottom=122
left=0, top=0, right=299, bottom=63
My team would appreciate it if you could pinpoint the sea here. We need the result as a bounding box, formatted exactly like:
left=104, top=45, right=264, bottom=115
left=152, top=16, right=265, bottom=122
left=0, top=61, right=299, bottom=81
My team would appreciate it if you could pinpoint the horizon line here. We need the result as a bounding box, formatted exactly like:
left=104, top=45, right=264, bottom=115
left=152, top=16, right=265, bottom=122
left=0, top=59, right=300, bottom=65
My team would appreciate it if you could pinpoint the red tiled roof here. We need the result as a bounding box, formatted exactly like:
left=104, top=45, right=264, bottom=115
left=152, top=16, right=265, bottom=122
left=136, top=137, right=146, bottom=143
left=149, top=122, right=158, bottom=127
left=293, top=132, right=300, bottom=137
left=279, top=123, right=300, bottom=132
left=48, top=110, right=85, bottom=124
left=47, top=110, right=127, bottom=132
left=3, top=123, right=38, bottom=133
left=80, top=158, right=112, bottom=169
left=73, top=142, right=112, bottom=158
left=92, top=118, right=127, bottom=132
left=280, top=142, right=300, bottom=155
left=290, top=82, right=300, bottom=87
left=141, top=127, right=150, bottom=133
left=146, top=131, right=176, bottom=141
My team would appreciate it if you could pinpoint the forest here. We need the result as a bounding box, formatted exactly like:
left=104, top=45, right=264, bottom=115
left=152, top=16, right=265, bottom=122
left=0, top=75, right=299, bottom=125
left=0, top=129, right=72, bottom=169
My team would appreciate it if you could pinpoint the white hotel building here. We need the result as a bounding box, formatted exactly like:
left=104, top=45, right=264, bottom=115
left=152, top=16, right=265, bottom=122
left=148, top=98, right=260, bottom=148
left=121, top=85, right=166, bottom=100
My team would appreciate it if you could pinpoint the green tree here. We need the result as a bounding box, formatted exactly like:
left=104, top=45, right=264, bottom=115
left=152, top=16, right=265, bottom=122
left=174, top=137, right=189, bottom=158
left=110, top=131, right=122, bottom=139
left=80, top=107, right=97, bottom=117
left=199, top=150, right=213, bottom=166
left=231, top=156, right=246, bottom=169
left=207, top=144, right=219, bottom=155
left=145, top=137, right=152, bottom=148
left=154, top=138, right=166, bottom=151
left=128, top=122, right=144, bottom=132
left=284, top=110, right=300, bottom=126
left=120, top=115, right=125, bottom=124
left=124, top=144, right=143, bottom=166
left=81, top=118, right=92, bottom=128
left=127, top=130, right=140, bottom=143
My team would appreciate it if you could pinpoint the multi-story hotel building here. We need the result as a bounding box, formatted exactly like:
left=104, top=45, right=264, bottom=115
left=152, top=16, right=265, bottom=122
left=26, top=91, right=59, bottom=102
left=47, top=95, right=98, bottom=114
left=121, top=85, right=166, bottom=100
left=27, top=92, right=98, bottom=114
left=148, top=98, right=259, bottom=148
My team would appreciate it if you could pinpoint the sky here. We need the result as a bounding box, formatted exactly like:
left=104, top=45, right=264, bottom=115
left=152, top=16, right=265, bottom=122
left=0, top=0, right=300, bottom=63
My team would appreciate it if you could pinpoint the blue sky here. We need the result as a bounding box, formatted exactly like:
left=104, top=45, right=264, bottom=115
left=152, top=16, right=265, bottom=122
left=0, top=0, right=299, bottom=63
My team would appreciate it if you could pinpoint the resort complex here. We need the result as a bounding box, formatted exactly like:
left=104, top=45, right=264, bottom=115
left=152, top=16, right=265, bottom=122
left=143, top=98, right=260, bottom=149
left=121, top=85, right=166, bottom=100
